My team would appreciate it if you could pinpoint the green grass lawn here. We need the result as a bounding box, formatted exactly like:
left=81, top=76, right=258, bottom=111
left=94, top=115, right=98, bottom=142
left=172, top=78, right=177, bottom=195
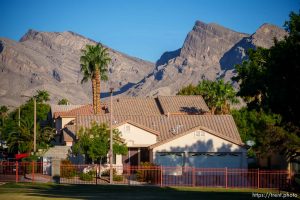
left=0, top=182, right=293, bottom=200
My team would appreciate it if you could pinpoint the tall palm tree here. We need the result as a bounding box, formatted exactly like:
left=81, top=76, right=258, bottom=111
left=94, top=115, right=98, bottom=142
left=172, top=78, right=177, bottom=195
left=80, top=43, right=110, bottom=114
left=34, top=90, right=50, bottom=103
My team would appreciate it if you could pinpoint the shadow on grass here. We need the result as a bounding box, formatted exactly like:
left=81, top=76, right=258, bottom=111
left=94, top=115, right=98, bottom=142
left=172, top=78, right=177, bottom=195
left=0, top=183, right=266, bottom=200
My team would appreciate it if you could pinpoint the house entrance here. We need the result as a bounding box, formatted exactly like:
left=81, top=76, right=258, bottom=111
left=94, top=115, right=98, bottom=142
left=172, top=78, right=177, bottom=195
left=122, top=147, right=149, bottom=166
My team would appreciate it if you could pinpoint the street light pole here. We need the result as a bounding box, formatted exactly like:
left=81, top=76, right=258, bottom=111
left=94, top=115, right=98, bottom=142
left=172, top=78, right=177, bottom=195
left=109, top=87, right=114, bottom=184
left=33, top=97, right=36, bottom=153
left=18, top=107, right=20, bottom=127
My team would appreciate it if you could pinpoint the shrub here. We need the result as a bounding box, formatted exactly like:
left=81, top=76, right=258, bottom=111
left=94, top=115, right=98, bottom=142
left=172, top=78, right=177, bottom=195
left=52, top=175, right=60, bottom=184
left=22, top=155, right=39, bottom=162
left=113, top=175, right=123, bottom=182
left=60, top=159, right=77, bottom=178
left=136, top=162, right=160, bottom=183
left=20, top=161, right=38, bottom=174
left=79, top=172, right=93, bottom=181
left=101, top=168, right=116, bottom=176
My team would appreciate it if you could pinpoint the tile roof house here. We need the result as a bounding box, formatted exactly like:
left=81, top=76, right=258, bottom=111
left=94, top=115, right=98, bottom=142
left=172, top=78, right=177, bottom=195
left=49, top=96, right=247, bottom=168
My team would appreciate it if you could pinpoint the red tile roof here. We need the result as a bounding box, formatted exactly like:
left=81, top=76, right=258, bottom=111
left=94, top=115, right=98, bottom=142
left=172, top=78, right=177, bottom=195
left=158, top=95, right=210, bottom=114
left=75, top=114, right=243, bottom=146
left=55, top=104, right=94, bottom=118
left=57, top=96, right=243, bottom=147
left=53, top=96, right=211, bottom=118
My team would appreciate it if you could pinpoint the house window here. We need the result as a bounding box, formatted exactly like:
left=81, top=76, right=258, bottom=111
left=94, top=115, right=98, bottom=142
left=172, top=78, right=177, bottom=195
left=194, top=130, right=205, bottom=137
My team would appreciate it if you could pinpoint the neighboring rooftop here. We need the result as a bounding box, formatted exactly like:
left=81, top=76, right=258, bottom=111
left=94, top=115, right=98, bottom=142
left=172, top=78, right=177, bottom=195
left=54, top=104, right=94, bottom=118
left=52, top=95, right=210, bottom=118
left=157, top=95, right=209, bottom=114
left=50, top=104, right=84, bottom=118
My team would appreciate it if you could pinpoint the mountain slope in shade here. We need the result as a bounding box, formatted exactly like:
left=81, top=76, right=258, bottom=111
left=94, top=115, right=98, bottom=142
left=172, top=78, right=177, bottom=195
left=127, top=22, right=287, bottom=97
left=0, top=30, right=154, bottom=106
left=220, top=23, right=288, bottom=82
left=126, top=21, right=249, bottom=96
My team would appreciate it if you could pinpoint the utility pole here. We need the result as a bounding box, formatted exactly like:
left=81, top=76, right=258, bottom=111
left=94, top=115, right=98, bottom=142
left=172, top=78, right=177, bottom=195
left=18, top=107, right=20, bottom=127
left=33, top=97, right=36, bottom=153
left=109, top=87, right=114, bottom=184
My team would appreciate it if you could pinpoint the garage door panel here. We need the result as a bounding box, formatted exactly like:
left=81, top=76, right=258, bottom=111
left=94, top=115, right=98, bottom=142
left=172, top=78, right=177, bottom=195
left=188, top=152, right=242, bottom=168
left=156, top=152, right=184, bottom=167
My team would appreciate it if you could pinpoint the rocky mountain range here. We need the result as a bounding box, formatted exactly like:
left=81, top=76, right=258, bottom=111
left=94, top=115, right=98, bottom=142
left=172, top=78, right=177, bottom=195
left=0, top=21, right=287, bottom=106
left=126, top=22, right=287, bottom=96
left=0, top=30, right=154, bottom=106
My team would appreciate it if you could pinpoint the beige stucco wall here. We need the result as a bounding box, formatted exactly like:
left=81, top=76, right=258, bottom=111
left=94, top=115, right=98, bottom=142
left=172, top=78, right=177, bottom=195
left=55, top=117, right=75, bottom=132
left=116, top=155, right=122, bottom=165
left=117, top=123, right=157, bottom=147
left=65, top=141, right=73, bottom=147
left=152, top=129, right=247, bottom=168
left=62, top=117, right=75, bottom=128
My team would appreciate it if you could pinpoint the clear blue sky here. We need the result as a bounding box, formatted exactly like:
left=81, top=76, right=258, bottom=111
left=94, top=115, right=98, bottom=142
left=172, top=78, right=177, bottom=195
left=1, top=0, right=299, bottom=62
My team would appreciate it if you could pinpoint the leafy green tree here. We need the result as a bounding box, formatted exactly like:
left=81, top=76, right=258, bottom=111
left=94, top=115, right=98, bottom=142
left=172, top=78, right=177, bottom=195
left=233, top=10, right=300, bottom=160
left=2, top=90, right=52, bottom=154
left=0, top=105, right=9, bottom=126
left=178, top=80, right=238, bottom=114
left=80, top=43, right=111, bottom=114
left=233, top=48, right=270, bottom=110
left=58, top=98, right=70, bottom=105
left=233, top=10, right=300, bottom=126
left=73, top=122, right=127, bottom=164
left=232, top=108, right=300, bottom=159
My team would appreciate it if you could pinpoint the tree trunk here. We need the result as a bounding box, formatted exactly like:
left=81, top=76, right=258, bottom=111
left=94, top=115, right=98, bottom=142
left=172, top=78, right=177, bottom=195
left=92, top=77, right=97, bottom=114
left=211, top=106, right=216, bottom=115
left=95, top=68, right=101, bottom=114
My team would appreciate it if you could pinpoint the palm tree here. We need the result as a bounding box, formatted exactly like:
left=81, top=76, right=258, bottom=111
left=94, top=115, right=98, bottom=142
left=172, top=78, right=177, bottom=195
left=80, top=43, right=110, bottom=114
left=197, top=80, right=239, bottom=114
left=58, top=98, right=69, bottom=105
left=7, top=118, right=34, bottom=153
left=29, top=90, right=50, bottom=103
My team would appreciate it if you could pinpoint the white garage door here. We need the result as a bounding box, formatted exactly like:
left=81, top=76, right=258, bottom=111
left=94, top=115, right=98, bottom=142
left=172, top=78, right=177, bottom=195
left=155, top=152, right=184, bottom=175
left=188, top=153, right=242, bottom=168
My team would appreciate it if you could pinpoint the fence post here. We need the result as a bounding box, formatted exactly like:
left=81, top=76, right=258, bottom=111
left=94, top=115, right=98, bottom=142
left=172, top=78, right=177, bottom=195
left=192, top=167, right=196, bottom=187
left=52, top=159, right=61, bottom=184
left=95, top=164, right=98, bottom=185
left=128, top=165, right=130, bottom=185
left=288, top=164, right=292, bottom=186
left=32, top=161, right=35, bottom=183
left=257, top=168, right=260, bottom=189
left=225, top=167, right=228, bottom=189
left=15, top=161, right=18, bottom=183
left=160, top=166, right=163, bottom=187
